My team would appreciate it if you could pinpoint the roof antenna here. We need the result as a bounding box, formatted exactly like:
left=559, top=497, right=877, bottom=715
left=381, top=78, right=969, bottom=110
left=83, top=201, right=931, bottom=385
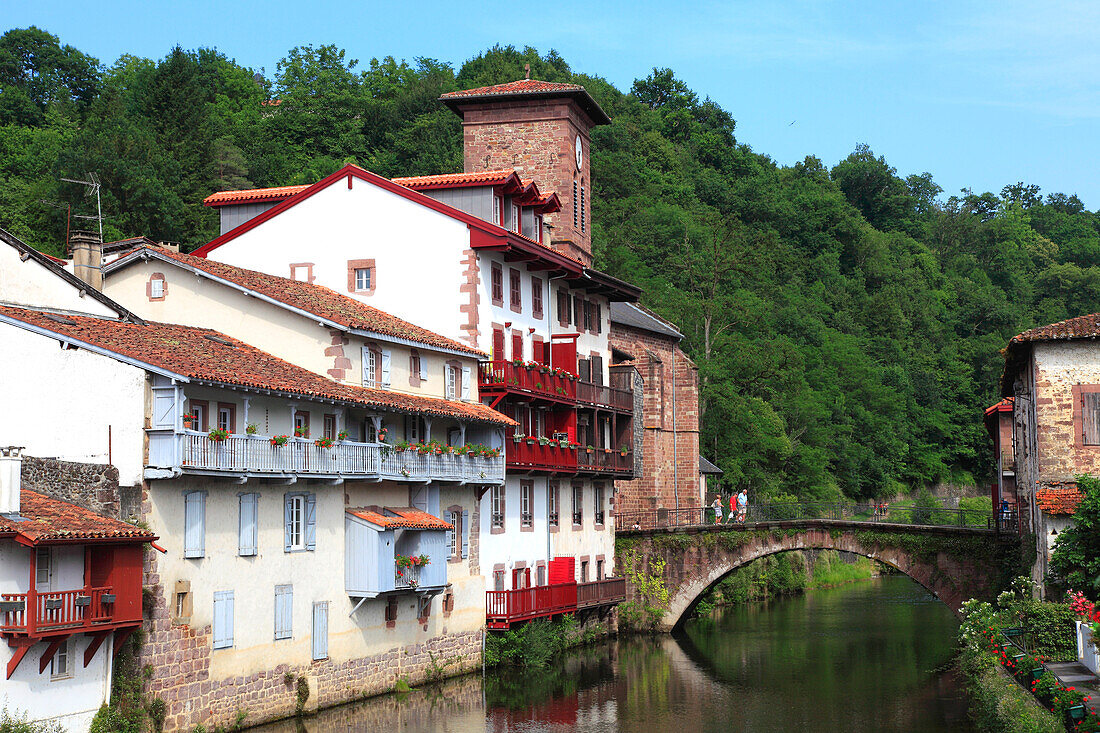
left=524, top=63, right=531, bottom=80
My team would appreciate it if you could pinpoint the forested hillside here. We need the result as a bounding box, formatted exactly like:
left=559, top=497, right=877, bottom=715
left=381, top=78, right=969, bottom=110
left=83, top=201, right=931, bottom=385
left=3, top=28, right=1099, bottom=500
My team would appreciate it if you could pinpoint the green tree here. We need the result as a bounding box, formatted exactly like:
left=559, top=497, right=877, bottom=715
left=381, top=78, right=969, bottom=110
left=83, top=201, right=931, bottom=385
left=1050, top=475, right=1100, bottom=598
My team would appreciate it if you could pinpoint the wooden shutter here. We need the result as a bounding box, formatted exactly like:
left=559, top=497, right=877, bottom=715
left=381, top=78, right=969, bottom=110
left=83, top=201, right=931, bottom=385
left=461, top=366, right=471, bottom=400
left=213, top=591, right=234, bottom=649
left=184, top=492, right=205, bottom=558
left=419, top=355, right=427, bottom=382
left=596, top=303, right=602, bottom=334
left=492, top=329, right=505, bottom=361
left=312, top=602, right=329, bottom=660
left=461, top=509, right=469, bottom=559
left=305, top=493, right=317, bottom=551
left=592, top=355, right=604, bottom=386
left=512, top=332, right=523, bottom=361
left=362, top=346, right=374, bottom=385
left=380, top=349, right=391, bottom=387
left=578, top=358, right=591, bottom=382
left=274, top=585, right=293, bottom=640
left=238, top=493, right=257, bottom=557
left=283, top=494, right=293, bottom=552
left=1085, top=393, right=1100, bottom=444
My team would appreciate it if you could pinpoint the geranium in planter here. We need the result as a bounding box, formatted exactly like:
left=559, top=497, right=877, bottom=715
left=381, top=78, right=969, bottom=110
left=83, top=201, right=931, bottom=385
left=245, top=423, right=259, bottom=435
left=314, top=437, right=335, bottom=449
left=337, top=430, right=349, bottom=441
left=182, top=413, right=197, bottom=430
left=208, top=428, right=230, bottom=442
left=394, top=440, right=411, bottom=452
left=513, top=433, right=525, bottom=442
left=377, top=426, right=388, bottom=443
left=294, top=426, right=309, bottom=438
left=269, top=435, right=290, bottom=446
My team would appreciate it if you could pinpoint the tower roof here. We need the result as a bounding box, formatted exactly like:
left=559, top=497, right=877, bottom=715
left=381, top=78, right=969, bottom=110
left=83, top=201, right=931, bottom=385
left=440, top=79, right=611, bottom=125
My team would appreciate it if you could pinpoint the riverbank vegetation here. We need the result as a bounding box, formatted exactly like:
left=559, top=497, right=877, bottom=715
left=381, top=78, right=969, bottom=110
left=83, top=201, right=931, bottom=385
left=483, top=614, right=606, bottom=669
left=4, top=31, right=1100, bottom=500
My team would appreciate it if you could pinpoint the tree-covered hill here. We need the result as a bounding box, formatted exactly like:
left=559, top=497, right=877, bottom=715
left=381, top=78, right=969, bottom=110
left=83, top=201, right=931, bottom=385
left=3, top=29, right=1099, bottom=499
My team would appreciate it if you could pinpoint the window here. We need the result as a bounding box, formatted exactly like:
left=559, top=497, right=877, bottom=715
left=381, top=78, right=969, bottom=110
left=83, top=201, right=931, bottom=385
left=573, top=180, right=578, bottom=229
left=346, top=259, right=376, bottom=294
left=572, top=484, right=583, bottom=526
left=274, top=585, right=293, bottom=640
left=355, top=268, right=371, bottom=291
left=491, top=263, right=504, bottom=306
left=511, top=203, right=521, bottom=234
left=580, top=560, right=589, bottom=583
left=493, top=195, right=503, bottom=226
left=557, top=290, right=570, bottom=326
left=284, top=493, right=316, bottom=552
left=213, top=590, right=234, bottom=649
left=520, top=481, right=533, bottom=529
left=238, top=493, right=258, bottom=556
left=549, top=481, right=559, bottom=528
left=1084, top=391, right=1100, bottom=445
left=312, top=602, right=328, bottom=660
left=409, top=351, right=424, bottom=387
left=491, top=485, right=504, bottom=530
left=442, top=590, right=455, bottom=616
left=512, top=331, right=523, bottom=362
left=534, top=214, right=544, bottom=243
left=35, top=547, right=50, bottom=586
left=509, top=268, right=521, bottom=311
left=493, top=569, right=505, bottom=591
left=596, top=303, right=602, bottom=334
left=595, top=483, right=605, bottom=526
left=580, top=184, right=586, bottom=234
left=147, top=273, right=167, bottom=301
left=531, top=277, right=543, bottom=319
left=184, top=491, right=206, bottom=558
left=445, top=363, right=460, bottom=400
left=596, top=559, right=605, bottom=580
left=323, top=414, right=336, bottom=440
left=172, top=581, right=192, bottom=625
left=573, top=295, right=583, bottom=329
left=385, top=597, right=398, bottom=627
left=417, top=596, right=432, bottom=621
left=449, top=510, right=460, bottom=558
left=289, top=263, right=313, bottom=283
left=293, top=410, right=310, bottom=438
left=362, top=346, right=378, bottom=387
left=217, top=402, right=235, bottom=434
left=188, top=400, right=208, bottom=431
left=50, top=639, right=71, bottom=679
left=583, top=301, right=592, bottom=332
left=537, top=564, right=547, bottom=586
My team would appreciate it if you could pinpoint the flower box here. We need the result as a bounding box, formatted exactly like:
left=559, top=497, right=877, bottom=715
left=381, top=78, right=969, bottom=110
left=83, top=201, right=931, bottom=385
left=100, top=594, right=116, bottom=604
left=44, top=599, right=63, bottom=611
left=74, top=595, right=92, bottom=607
left=0, top=600, right=23, bottom=613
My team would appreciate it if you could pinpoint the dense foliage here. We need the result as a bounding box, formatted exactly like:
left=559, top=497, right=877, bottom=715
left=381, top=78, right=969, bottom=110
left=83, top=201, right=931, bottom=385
left=4, top=29, right=1100, bottom=498
left=1050, top=475, right=1100, bottom=598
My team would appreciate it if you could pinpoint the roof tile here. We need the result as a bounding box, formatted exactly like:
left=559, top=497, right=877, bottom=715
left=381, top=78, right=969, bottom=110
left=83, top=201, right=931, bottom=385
left=1011, top=313, right=1100, bottom=344
left=441, top=79, right=587, bottom=98
left=1037, top=486, right=1083, bottom=515
left=347, top=507, right=453, bottom=530
left=0, top=305, right=514, bottom=427
left=392, top=170, right=520, bottom=189
left=203, top=185, right=311, bottom=207
left=0, top=490, right=157, bottom=543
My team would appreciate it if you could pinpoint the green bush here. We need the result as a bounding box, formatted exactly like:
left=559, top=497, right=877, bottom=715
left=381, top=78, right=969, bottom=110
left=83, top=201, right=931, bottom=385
left=1050, top=474, right=1100, bottom=598
left=0, top=709, right=64, bottom=733
left=959, top=495, right=993, bottom=527
left=909, top=487, right=940, bottom=525
left=484, top=614, right=582, bottom=668
left=1020, top=601, right=1078, bottom=661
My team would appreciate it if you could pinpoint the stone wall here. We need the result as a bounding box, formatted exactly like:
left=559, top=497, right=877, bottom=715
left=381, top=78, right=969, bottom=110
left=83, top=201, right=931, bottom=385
left=20, top=454, right=138, bottom=520
left=610, top=323, right=700, bottom=513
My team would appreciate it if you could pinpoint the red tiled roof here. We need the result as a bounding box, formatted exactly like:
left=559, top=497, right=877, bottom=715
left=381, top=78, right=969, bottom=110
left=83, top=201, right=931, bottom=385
left=347, top=507, right=453, bottom=530
left=35, top=249, right=67, bottom=265
left=984, top=397, right=1014, bottom=417
left=203, top=185, right=311, bottom=207
left=111, top=247, right=484, bottom=356
left=1037, top=486, right=1083, bottom=515
left=392, top=170, right=521, bottom=190
left=0, top=490, right=157, bottom=544
left=1011, top=313, right=1100, bottom=344
left=0, top=305, right=515, bottom=427
left=440, top=79, right=611, bottom=125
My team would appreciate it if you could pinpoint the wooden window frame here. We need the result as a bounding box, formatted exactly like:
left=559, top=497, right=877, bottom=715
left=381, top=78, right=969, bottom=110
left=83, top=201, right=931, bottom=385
left=572, top=482, right=583, bottom=529
left=217, top=402, right=236, bottom=434
left=188, top=400, right=209, bottom=432
left=548, top=481, right=560, bottom=533
left=147, top=272, right=167, bottom=301
left=520, top=480, right=534, bottom=532
left=490, top=484, right=505, bottom=534
left=385, top=596, right=398, bottom=628
left=531, top=276, right=543, bottom=320
left=346, top=259, right=377, bottom=295
left=557, top=289, right=570, bottom=327
left=509, top=268, right=522, bottom=313
left=1072, top=385, right=1100, bottom=447
left=442, top=589, right=455, bottom=617
left=594, top=482, right=605, bottom=529
left=409, top=350, right=422, bottom=387
left=289, top=263, right=315, bottom=283
left=534, top=214, right=544, bottom=243
left=511, top=202, right=521, bottom=234
left=511, top=330, right=524, bottom=363
left=323, top=413, right=337, bottom=440
left=491, top=263, right=504, bottom=306
left=447, top=506, right=463, bottom=562
left=363, top=347, right=380, bottom=387
left=293, top=410, right=310, bottom=437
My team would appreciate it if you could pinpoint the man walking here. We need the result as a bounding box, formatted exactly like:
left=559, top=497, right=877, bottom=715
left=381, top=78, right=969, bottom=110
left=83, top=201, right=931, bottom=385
left=737, top=489, right=748, bottom=523
left=729, top=492, right=738, bottom=523
left=711, top=495, right=724, bottom=524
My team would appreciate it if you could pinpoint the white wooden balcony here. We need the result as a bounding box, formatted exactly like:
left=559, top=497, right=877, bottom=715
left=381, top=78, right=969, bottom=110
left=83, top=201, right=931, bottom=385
left=145, top=431, right=505, bottom=484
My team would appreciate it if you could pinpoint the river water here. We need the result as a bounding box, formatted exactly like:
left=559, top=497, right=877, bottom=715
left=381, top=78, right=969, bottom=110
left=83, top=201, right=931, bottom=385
left=252, top=575, right=971, bottom=732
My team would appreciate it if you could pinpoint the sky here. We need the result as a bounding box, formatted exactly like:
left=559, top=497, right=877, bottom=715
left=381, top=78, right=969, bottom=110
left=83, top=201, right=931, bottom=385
left=8, top=0, right=1100, bottom=209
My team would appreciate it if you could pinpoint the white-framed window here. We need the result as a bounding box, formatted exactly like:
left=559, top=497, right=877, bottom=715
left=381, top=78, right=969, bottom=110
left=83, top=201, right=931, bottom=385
left=150, top=277, right=165, bottom=298
left=363, top=347, right=377, bottom=386
left=494, top=195, right=503, bottom=225
left=549, top=482, right=558, bottom=527
left=445, top=364, right=460, bottom=400
left=287, top=494, right=305, bottom=550
left=354, top=268, right=371, bottom=292
left=217, top=405, right=233, bottom=433
left=35, top=547, right=51, bottom=587
left=491, top=485, right=503, bottom=528
left=50, top=639, right=72, bottom=679
left=449, top=511, right=460, bottom=557
left=521, top=482, right=532, bottom=528
left=534, top=214, right=544, bottom=243
left=511, top=203, right=521, bottom=234
left=595, top=483, right=605, bottom=525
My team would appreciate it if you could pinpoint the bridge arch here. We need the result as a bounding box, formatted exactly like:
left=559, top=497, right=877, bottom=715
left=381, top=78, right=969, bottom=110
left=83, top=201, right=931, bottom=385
left=617, top=523, right=1011, bottom=631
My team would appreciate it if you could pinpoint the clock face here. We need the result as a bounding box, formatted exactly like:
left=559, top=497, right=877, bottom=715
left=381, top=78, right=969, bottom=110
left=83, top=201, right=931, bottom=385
left=575, top=136, right=583, bottom=170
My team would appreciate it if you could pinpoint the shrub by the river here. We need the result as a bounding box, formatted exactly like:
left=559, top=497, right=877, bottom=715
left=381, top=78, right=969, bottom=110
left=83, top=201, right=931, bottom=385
left=485, top=614, right=592, bottom=668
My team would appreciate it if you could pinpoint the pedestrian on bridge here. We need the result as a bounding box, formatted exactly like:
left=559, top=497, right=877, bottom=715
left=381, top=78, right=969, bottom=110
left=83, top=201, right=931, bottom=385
left=712, top=496, right=724, bottom=524
left=729, top=493, right=738, bottom=523
left=737, top=489, right=748, bottom=523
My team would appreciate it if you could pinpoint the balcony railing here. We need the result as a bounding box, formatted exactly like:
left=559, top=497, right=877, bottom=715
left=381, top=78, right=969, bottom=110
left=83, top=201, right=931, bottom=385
left=576, top=380, right=633, bottom=412
left=548, top=511, right=559, bottom=527
left=478, top=361, right=577, bottom=403
left=508, top=439, right=578, bottom=472
left=577, top=578, right=627, bottom=609
left=1, top=587, right=116, bottom=636
left=148, top=432, right=505, bottom=484
left=486, top=582, right=578, bottom=629
left=394, top=564, right=421, bottom=590
left=576, top=447, right=632, bottom=475
left=1001, top=449, right=1015, bottom=473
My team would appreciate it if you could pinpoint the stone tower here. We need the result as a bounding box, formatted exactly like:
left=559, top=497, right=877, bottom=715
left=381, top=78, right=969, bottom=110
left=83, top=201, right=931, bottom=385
left=440, top=79, right=611, bottom=265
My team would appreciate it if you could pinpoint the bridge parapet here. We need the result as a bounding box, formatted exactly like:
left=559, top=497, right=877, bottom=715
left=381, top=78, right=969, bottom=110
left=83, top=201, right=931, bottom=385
left=614, top=520, right=1023, bottom=632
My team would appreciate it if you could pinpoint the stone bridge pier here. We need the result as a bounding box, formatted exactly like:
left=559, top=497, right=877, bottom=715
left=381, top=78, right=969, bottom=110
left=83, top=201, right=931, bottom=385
left=617, top=522, right=1019, bottom=631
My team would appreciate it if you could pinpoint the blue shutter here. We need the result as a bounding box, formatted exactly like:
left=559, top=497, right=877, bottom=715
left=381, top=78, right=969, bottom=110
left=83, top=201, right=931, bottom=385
left=239, top=493, right=257, bottom=556
left=312, top=602, right=328, bottom=660
left=274, top=585, right=293, bottom=640
left=213, top=591, right=234, bottom=649
left=380, top=349, right=391, bottom=388
left=305, top=493, right=317, bottom=551
left=184, top=492, right=205, bottom=558
left=284, top=494, right=292, bottom=552
left=461, top=509, right=469, bottom=559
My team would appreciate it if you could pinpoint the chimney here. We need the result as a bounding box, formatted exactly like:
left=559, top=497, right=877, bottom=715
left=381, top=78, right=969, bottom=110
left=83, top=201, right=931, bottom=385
left=70, top=229, right=103, bottom=290
left=0, top=446, right=23, bottom=515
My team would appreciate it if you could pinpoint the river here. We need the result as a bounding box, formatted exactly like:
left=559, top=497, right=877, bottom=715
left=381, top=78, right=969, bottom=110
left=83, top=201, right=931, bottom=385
left=251, top=574, right=971, bottom=732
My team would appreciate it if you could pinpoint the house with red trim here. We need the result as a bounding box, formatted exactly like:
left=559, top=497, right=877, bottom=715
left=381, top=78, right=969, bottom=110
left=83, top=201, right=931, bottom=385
left=1001, top=313, right=1100, bottom=592
left=191, top=79, right=639, bottom=628
left=0, top=446, right=155, bottom=732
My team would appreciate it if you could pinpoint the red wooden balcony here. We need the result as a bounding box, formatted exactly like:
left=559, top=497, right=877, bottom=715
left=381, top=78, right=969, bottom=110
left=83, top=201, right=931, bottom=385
left=576, top=447, right=633, bottom=476
left=486, top=582, right=578, bottom=629
left=576, top=380, right=633, bottom=412
left=577, top=577, right=627, bottom=609
left=478, top=361, right=577, bottom=405
left=0, top=587, right=120, bottom=636
left=508, top=439, right=578, bottom=473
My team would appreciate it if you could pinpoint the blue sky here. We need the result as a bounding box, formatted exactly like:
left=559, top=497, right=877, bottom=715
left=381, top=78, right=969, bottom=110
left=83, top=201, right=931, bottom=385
left=9, top=1, right=1100, bottom=208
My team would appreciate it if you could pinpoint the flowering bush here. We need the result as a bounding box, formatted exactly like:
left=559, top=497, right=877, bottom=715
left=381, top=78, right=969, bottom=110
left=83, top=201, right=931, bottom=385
left=269, top=435, right=289, bottom=446
left=294, top=426, right=309, bottom=438
left=314, top=437, right=335, bottom=449
left=208, top=428, right=230, bottom=442
left=245, top=423, right=258, bottom=435
left=337, top=430, right=348, bottom=441
left=395, top=553, right=430, bottom=569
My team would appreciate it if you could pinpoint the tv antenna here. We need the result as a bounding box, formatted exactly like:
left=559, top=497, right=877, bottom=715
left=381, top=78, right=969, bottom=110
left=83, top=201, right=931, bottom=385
left=60, top=173, right=103, bottom=241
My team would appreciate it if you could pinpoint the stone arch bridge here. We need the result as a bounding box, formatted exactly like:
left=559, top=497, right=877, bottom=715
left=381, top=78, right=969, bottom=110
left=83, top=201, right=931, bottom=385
left=615, top=517, right=1021, bottom=631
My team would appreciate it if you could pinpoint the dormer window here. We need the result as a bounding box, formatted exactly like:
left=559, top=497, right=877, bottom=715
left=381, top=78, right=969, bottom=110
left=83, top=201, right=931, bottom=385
left=511, top=203, right=521, bottom=234
left=494, top=195, right=503, bottom=226
left=534, top=214, right=544, bottom=243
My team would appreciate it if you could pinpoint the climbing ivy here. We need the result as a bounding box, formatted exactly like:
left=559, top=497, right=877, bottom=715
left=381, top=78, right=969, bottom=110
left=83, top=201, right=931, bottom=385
left=617, top=552, right=671, bottom=632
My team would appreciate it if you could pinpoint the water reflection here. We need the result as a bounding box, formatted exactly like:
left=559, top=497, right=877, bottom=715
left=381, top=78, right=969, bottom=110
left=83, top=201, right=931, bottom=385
left=251, top=576, right=970, bottom=732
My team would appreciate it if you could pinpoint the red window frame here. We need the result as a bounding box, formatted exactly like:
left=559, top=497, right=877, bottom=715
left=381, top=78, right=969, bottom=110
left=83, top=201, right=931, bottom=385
left=323, top=414, right=337, bottom=440
left=188, top=400, right=209, bottom=432
left=509, top=268, right=522, bottom=312
left=531, top=277, right=543, bottom=319
left=491, top=263, right=503, bottom=306
left=512, top=331, right=523, bottom=362
left=216, top=402, right=236, bottom=434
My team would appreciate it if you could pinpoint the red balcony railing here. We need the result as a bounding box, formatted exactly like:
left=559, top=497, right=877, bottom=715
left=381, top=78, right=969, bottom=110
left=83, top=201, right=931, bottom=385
left=576, top=447, right=633, bottom=475
left=576, top=380, right=633, bottom=412
left=577, top=578, right=627, bottom=609
left=508, top=439, right=578, bottom=472
left=478, top=361, right=577, bottom=403
left=486, top=582, right=578, bottom=629
left=0, top=587, right=117, bottom=636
